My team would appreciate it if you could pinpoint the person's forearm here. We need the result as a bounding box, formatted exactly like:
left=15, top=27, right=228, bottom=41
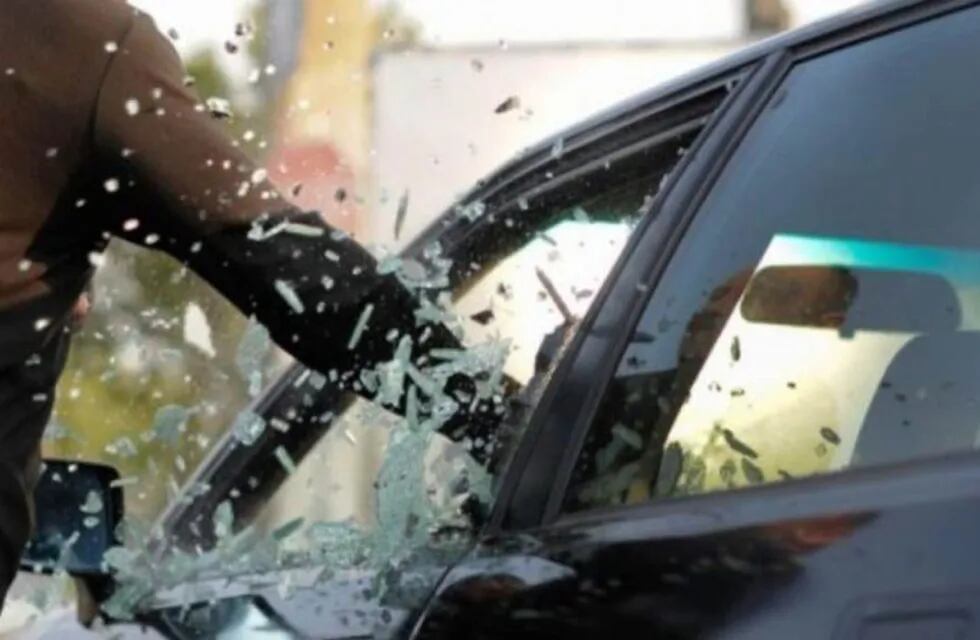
left=87, top=8, right=492, bottom=435
left=172, top=208, right=460, bottom=402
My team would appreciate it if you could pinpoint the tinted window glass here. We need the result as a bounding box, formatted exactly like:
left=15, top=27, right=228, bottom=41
left=565, top=7, right=980, bottom=511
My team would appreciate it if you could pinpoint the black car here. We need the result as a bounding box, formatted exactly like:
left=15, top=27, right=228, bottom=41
left=23, top=1, right=980, bottom=637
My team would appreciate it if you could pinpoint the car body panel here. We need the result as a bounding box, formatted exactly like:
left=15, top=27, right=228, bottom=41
left=412, top=453, right=980, bottom=638
left=146, top=567, right=416, bottom=639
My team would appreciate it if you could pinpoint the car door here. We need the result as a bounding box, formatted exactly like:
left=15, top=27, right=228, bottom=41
left=410, top=3, right=980, bottom=639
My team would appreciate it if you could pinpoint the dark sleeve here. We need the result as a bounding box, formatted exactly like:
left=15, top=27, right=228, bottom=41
left=89, top=12, right=456, bottom=391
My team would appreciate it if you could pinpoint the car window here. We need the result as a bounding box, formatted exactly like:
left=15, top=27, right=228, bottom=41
left=454, top=183, right=647, bottom=386
left=253, top=178, right=652, bottom=545
left=564, top=6, right=980, bottom=512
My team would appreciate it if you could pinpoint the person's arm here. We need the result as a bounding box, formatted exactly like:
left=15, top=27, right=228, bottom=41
left=89, top=11, right=452, bottom=395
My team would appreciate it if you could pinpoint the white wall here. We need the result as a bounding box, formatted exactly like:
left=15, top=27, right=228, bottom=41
left=368, top=44, right=740, bottom=247
left=393, top=0, right=746, bottom=45
left=786, top=0, right=871, bottom=26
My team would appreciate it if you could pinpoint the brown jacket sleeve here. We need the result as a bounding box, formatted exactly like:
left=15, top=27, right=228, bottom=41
left=89, top=12, right=453, bottom=390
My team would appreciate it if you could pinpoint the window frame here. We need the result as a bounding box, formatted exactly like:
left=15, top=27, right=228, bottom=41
left=488, top=61, right=768, bottom=531
left=494, top=0, right=980, bottom=532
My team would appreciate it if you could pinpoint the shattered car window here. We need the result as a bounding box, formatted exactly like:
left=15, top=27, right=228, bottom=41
left=249, top=179, right=651, bottom=560
left=564, top=8, right=980, bottom=511
left=67, top=161, right=657, bottom=625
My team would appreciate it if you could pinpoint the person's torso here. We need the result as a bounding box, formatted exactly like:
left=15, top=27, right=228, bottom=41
left=0, top=0, right=131, bottom=362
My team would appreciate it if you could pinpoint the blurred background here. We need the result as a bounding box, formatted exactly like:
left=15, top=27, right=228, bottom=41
left=41, top=0, right=867, bottom=530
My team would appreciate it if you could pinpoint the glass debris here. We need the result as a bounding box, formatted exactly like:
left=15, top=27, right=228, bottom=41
left=79, top=490, right=103, bottom=515
left=494, top=95, right=521, bottom=114
left=283, top=222, right=325, bottom=237
left=274, top=279, right=305, bottom=314
left=205, top=97, right=233, bottom=119
left=236, top=318, right=271, bottom=397
left=470, top=308, right=494, bottom=325
left=89, top=152, right=526, bottom=623
left=820, top=427, right=841, bottom=445
left=100, top=325, right=511, bottom=622
left=105, top=436, right=138, bottom=458
left=394, top=190, right=410, bottom=240
left=43, top=422, right=82, bottom=443
left=455, top=200, right=486, bottom=222
left=722, top=428, right=758, bottom=459
left=232, top=411, right=266, bottom=446
left=272, top=517, right=304, bottom=543
left=347, top=304, right=375, bottom=350
left=151, top=405, right=191, bottom=446
left=374, top=336, right=412, bottom=407
left=247, top=218, right=286, bottom=241
left=741, top=458, right=765, bottom=484
left=551, top=138, right=565, bottom=159
left=183, top=302, right=216, bottom=357
left=110, top=476, right=139, bottom=489
left=274, top=445, right=298, bottom=475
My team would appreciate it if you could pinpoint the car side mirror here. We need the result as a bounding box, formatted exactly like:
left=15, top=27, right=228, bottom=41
left=20, top=460, right=123, bottom=576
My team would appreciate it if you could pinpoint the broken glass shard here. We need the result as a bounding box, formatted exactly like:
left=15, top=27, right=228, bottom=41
left=232, top=411, right=266, bottom=446
left=469, top=308, right=495, bottom=325
left=394, top=190, right=410, bottom=240
left=494, top=95, right=521, bottom=114
left=151, top=405, right=190, bottom=446
left=79, top=490, right=103, bottom=514
left=183, top=302, right=215, bottom=357
left=274, top=445, right=298, bottom=475
left=274, top=280, right=305, bottom=314
left=348, top=304, right=375, bottom=350
left=284, top=222, right=325, bottom=237
left=236, top=318, right=271, bottom=397
left=205, top=97, right=233, bottom=119
left=722, top=429, right=758, bottom=459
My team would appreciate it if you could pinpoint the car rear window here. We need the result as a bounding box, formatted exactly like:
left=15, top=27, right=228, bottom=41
left=564, top=5, right=980, bottom=512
